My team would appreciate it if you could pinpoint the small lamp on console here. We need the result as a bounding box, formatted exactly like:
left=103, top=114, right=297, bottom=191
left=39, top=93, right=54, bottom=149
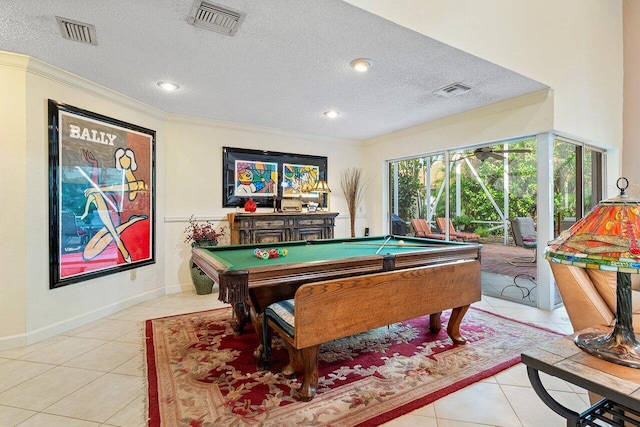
left=545, top=177, right=640, bottom=368
left=312, top=178, right=331, bottom=211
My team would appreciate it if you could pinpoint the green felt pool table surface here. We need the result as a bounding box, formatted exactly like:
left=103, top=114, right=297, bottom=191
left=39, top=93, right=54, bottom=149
left=196, top=235, right=472, bottom=270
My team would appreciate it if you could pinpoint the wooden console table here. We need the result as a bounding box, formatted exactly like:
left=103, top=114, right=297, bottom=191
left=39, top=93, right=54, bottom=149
left=227, top=211, right=338, bottom=245
left=521, top=325, right=640, bottom=426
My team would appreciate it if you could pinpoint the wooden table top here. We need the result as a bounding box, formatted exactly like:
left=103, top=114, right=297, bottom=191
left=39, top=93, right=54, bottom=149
left=521, top=325, right=640, bottom=411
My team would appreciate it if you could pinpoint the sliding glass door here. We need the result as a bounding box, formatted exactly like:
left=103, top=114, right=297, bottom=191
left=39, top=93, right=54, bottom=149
left=388, top=138, right=538, bottom=240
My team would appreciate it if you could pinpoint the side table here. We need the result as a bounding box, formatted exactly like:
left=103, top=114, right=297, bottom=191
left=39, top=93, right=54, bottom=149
left=521, top=325, right=640, bottom=426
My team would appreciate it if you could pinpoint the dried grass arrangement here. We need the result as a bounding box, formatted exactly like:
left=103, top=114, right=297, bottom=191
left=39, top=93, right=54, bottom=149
left=340, top=168, right=367, bottom=237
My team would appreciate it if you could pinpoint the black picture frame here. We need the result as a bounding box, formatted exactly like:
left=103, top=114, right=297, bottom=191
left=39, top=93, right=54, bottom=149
left=48, top=100, right=156, bottom=289
left=222, top=147, right=328, bottom=208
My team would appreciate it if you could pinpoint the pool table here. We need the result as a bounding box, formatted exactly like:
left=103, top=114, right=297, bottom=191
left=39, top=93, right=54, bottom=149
left=191, top=235, right=482, bottom=347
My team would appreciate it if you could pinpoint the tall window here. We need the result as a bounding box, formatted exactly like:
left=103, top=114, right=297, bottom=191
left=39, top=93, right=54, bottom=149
left=388, top=138, right=538, bottom=240
left=388, top=137, right=604, bottom=237
left=553, top=138, right=604, bottom=235
left=389, top=154, right=446, bottom=228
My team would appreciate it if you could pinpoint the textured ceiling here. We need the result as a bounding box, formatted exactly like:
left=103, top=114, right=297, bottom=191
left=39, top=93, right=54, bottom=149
left=0, top=0, right=547, bottom=140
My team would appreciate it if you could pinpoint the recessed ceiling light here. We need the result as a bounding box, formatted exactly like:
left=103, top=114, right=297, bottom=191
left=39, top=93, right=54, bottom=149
left=157, top=81, right=180, bottom=91
left=350, top=58, right=372, bottom=72
left=324, top=110, right=340, bottom=118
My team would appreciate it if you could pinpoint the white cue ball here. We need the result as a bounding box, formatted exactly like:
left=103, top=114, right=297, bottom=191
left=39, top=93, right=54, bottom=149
left=398, top=240, right=405, bottom=245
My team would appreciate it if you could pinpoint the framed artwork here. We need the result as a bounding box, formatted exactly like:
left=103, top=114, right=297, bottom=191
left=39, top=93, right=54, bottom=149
left=234, top=160, right=278, bottom=197
left=223, top=147, right=327, bottom=208
left=48, top=100, right=156, bottom=289
left=281, top=163, right=319, bottom=196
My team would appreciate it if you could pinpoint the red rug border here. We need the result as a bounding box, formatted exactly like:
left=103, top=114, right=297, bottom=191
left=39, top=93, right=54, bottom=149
left=145, top=308, right=228, bottom=427
left=471, top=306, right=565, bottom=336
left=144, top=305, right=563, bottom=427
left=145, top=318, right=160, bottom=427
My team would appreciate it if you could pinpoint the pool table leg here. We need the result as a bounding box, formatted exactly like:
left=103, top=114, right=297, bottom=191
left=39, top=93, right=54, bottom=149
left=447, top=305, right=470, bottom=345
left=252, top=312, right=267, bottom=370
left=254, top=330, right=268, bottom=370
left=232, top=302, right=249, bottom=335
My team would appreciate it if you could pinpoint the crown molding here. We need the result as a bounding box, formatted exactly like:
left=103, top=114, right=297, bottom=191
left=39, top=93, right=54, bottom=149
left=166, top=112, right=362, bottom=146
left=0, top=50, right=166, bottom=121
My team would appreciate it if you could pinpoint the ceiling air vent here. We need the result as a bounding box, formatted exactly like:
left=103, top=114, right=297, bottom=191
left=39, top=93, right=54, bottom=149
left=188, top=1, right=246, bottom=36
left=55, top=16, right=97, bottom=45
left=434, top=83, right=471, bottom=98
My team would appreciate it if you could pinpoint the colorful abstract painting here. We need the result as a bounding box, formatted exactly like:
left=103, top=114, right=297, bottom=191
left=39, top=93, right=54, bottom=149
left=281, top=163, right=319, bottom=196
left=234, top=160, right=278, bottom=197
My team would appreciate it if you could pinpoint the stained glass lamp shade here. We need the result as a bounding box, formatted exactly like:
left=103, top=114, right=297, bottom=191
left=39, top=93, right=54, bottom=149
left=545, top=178, right=640, bottom=368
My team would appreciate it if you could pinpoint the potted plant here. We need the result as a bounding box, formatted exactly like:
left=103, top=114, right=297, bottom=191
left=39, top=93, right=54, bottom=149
left=184, top=215, right=225, bottom=294
left=184, top=215, right=226, bottom=247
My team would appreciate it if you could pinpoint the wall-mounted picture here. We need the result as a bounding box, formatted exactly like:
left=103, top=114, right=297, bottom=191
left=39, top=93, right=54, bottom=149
left=223, top=147, right=327, bottom=208
left=282, top=163, right=319, bottom=196
left=234, top=160, right=278, bottom=197
left=48, top=100, right=156, bottom=289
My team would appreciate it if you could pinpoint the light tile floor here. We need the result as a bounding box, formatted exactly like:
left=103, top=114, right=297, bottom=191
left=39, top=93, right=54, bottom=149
left=0, top=291, right=588, bottom=427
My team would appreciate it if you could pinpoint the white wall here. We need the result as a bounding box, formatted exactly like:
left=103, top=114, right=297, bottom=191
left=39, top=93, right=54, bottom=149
left=19, top=55, right=165, bottom=343
left=0, top=53, right=168, bottom=349
left=0, top=54, right=28, bottom=342
left=163, top=115, right=364, bottom=292
left=623, top=0, right=640, bottom=189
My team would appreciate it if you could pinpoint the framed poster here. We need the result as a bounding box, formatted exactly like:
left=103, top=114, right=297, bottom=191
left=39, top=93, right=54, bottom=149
left=234, top=159, right=278, bottom=197
left=48, top=100, right=156, bottom=288
left=282, top=163, right=320, bottom=196
left=223, top=147, right=327, bottom=208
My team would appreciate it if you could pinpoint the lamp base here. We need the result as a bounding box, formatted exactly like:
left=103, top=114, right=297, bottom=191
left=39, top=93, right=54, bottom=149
left=575, top=328, right=640, bottom=369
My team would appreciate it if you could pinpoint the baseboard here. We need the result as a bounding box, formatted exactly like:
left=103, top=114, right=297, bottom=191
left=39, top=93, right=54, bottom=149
left=0, top=287, right=166, bottom=351
left=165, top=283, right=197, bottom=294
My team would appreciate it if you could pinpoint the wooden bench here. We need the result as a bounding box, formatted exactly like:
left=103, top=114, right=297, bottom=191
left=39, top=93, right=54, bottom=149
left=263, top=259, right=481, bottom=401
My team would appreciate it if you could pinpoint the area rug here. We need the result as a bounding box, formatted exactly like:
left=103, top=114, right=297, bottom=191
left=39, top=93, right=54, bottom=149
left=145, top=307, right=560, bottom=426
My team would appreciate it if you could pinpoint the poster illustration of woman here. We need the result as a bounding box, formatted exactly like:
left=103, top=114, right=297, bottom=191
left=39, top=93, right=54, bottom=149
left=79, top=147, right=148, bottom=263
left=49, top=100, right=155, bottom=288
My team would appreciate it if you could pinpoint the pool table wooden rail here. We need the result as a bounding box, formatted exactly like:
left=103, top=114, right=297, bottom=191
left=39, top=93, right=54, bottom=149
left=264, top=259, right=482, bottom=401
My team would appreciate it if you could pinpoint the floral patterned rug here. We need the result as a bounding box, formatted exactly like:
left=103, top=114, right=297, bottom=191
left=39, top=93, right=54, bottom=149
left=145, top=307, right=560, bottom=426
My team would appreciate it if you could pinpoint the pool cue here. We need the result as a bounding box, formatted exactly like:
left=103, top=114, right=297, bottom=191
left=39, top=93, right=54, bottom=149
left=375, top=236, right=392, bottom=254
left=342, top=242, right=439, bottom=247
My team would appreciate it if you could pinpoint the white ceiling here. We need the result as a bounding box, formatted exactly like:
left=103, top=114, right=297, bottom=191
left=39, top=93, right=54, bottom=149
left=0, top=0, right=547, bottom=140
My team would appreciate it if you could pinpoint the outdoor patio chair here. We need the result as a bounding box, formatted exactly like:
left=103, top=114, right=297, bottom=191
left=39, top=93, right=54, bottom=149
left=508, top=217, right=537, bottom=266
left=391, top=213, right=408, bottom=235
left=410, top=218, right=452, bottom=240
left=435, top=218, right=480, bottom=242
